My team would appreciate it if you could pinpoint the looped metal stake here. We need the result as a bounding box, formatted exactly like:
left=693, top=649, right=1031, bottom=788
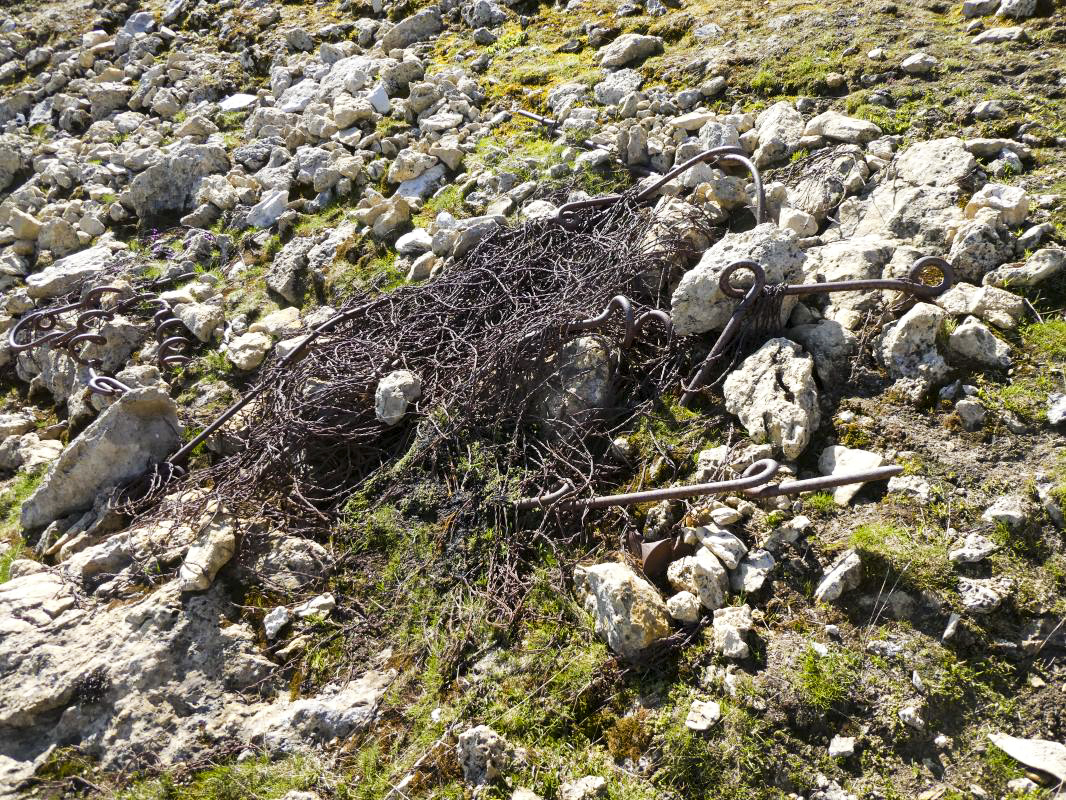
left=679, top=255, right=955, bottom=405
left=8, top=280, right=195, bottom=398
left=565, top=295, right=674, bottom=348
left=624, top=462, right=905, bottom=577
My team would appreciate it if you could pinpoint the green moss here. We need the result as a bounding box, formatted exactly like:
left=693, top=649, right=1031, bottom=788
left=35, top=747, right=98, bottom=782
left=118, top=755, right=322, bottom=800
left=216, top=111, right=247, bottom=131
left=623, top=394, right=710, bottom=480
left=803, top=491, right=839, bottom=515
left=747, top=49, right=842, bottom=97
left=0, top=466, right=47, bottom=581
left=978, top=745, right=1026, bottom=798
left=1021, top=319, right=1066, bottom=360
left=650, top=699, right=787, bottom=799
left=793, top=645, right=860, bottom=711
left=376, top=115, right=410, bottom=139
left=978, top=320, right=1066, bottom=423
left=844, top=521, right=953, bottom=592
left=606, top=711, right=652, bottom=762
left=0, top=538, right=25, bottom=584
left=413, top=183, right=465, bottom=228
left=921, top=646, right=1015, bottom=712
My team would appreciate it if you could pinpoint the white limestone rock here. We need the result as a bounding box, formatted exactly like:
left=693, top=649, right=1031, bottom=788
left=712, top=604, right=753, bottom=659
left=666, top=591, right=701, bottom=623
left=178, top=513, right=237, bottom=592
left=374, top=370, right=422, bottom=426
left=965, top=183, right=1029, bottom=227
left=878, top=302, right=949, bottom=397
left=723, top=338, right=820, bottom=460
left=817, top=446, right=887, bottom=505
left=598, top=34, right=663, bottom=69
left=685, top=699, right=721, bottom=731
left=226, top=332, right=273, bottom=370
left=730, top=549, right=775, bottom=593
left=814, top=550, right=863, bottom=603
left=20, top=388, right=182, bottom=530
left=803, top=110, right=882, bottom=144
left=947, top=316, right=1011, bottom=368
left=573, top=562, right=671, bottom=659
left=672, top=224, right=805, bottom=336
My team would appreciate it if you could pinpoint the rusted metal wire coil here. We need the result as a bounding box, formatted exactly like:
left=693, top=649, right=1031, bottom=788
left=8, top=280, right=195, bottom=398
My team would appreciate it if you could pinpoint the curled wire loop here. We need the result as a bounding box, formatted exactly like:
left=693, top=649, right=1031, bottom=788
left=7, top=282, right=194, bottom=398
left=566, top=295, right=674, bottom=348
left=555, top=145, right=766, bottom=229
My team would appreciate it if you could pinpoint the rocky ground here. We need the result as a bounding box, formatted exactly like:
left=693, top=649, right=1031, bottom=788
left=0, top=0, right=1065, bottom=797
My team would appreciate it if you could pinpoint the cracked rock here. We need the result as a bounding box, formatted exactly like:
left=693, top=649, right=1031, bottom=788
left=723, top=338, right=820, bottom=460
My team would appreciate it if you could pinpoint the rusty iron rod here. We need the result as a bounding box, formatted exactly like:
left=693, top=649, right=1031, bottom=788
left=679, top=256, right=954, bottom=405
left=515, top=459, right=902, bottom=511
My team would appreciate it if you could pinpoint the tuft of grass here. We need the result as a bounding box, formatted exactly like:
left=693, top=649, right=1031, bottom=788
left=978, top=319, right=1066, bottom=423
left=793, top=645, right=860, bottom=712
left=747, top=49, right=841, bottom=96
left=0, top=466, right=47, bottom=581
left=413, top=184, right=465, bottom=228
left=0, top=538, right=25, bottom=584
left=1021, top=319, right=1066, bottom=360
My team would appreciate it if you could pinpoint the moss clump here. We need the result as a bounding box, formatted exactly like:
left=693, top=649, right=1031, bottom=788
left=978, top=319, right=1066, bottom=423
left=803, top=491, right=839, bottom=516
left=793, top=645, right=860, bottom=711
left=747, top=49, right=843, bottom=97
left=1021, top=319, right=1066, bottom=360
left=606, top=711, right=652, bottom=763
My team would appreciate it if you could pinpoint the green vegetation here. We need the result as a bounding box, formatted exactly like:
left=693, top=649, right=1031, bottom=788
left=216, top=111, right=247, bottom=131
left=793, top=645, right=860, bottom=711
left=412, top=183, right=466, bottom=228
left=119, top=755, right=323, bottom=800
left=652, top=699, right=800, bottom=800
left=0, top=466, right=46, bottom=582
left=622, top=395, right=711, bottom=482
left=842, top=521, right=954, bottom=592
left=803, top=491, right=839, bottom=515
left=979, top=319, right=1066, bottom=423
left=749, top=49, right=843, bottom=96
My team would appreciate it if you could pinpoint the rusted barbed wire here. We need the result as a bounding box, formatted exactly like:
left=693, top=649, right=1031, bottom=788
left=119, top=196, right=714, bottom=542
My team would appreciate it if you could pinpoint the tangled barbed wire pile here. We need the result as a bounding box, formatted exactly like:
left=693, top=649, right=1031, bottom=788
left=128, top=195, right=716, bottom=541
